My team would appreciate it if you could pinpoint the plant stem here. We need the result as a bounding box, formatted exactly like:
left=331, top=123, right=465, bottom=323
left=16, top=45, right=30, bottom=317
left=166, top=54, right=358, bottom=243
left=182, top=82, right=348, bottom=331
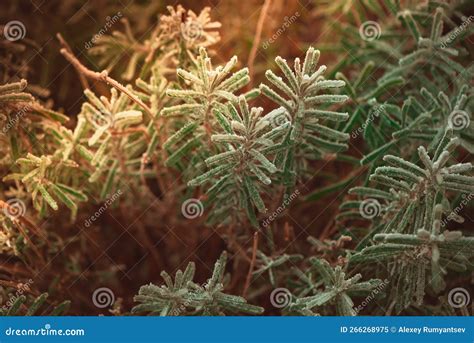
left=57, top=34, right=153, bottom=120
left=247, top=0, right=272, bottom=87
left=242, top=231, right=259, bottom=297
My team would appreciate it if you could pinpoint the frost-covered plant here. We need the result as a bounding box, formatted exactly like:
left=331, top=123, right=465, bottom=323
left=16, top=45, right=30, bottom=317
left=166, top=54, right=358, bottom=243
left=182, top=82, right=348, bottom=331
left=288, top=258, right=383, bottom=316
left=132, top=252, right=263, bottom=315
left=162, top=48, right=252, bottom=170
left=188, top=96, right=288, bottom=225
left=89, top=5, right=221, bottom=81
left=0, top=1, right=472, bottom=318
left=351, top=204, right=474, bottom=313
left=341, top=129, right=474, bottom=231
left=260, top=47, right=350, bottom=189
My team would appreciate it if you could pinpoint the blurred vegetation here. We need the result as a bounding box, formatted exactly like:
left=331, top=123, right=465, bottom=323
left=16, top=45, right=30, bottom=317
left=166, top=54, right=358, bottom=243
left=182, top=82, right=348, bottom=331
left=0, top=0, right=473, bottom=316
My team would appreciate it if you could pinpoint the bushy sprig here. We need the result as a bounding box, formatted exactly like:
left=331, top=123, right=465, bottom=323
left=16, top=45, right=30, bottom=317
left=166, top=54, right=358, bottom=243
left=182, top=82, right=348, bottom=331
left=132, top=252, right=263, bottom=315
left=288, top=258, right=383, bottom=316
left=261, top=47, right=350, bottom=188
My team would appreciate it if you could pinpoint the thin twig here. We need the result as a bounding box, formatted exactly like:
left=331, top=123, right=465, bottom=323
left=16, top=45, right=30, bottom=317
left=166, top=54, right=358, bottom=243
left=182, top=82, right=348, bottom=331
left=56, top=33, right=90, bottom=90
left=57, top=34, right=153, bottom=120
left=247, top=0, right=272, bottom=87
left=242, top=231, right=259, bottom=297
